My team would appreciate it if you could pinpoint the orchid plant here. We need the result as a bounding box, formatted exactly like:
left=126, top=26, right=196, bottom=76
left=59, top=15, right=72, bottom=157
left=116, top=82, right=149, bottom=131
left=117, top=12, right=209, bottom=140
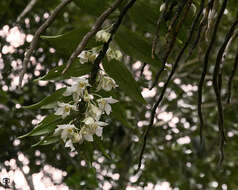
left=54, top=73, right=118, bottom=152
left=21, top=29, right=124, bottom=153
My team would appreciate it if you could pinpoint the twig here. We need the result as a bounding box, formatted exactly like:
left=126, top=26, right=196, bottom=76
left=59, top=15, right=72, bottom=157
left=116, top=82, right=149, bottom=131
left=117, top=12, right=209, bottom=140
left=89, top=0, right=137, bottom=85
left=227, top=50, right=238, bottom=104
left=151, top=2, right=168, bottom=59
left=197, top=0, right=228, bottom=166
left=205, top=0, right=218, bottom=42
left=212, top=12, right=238, bottom=165
left=186, top=0, right=214, bottom=61
left=62, top=0, right=124, bottom=74
left=17, top=0, right=38, bottom=22
left=150, top=0, right=189, bottom=90
left=222, top=32, right=238, bottom=65
left=140, top=62, right=147, bottom=77
left=137, top=0, right=197, bottom=170
left=19, top=0, right=72, bottom=88
left=221, top=31, right=238, bottom=103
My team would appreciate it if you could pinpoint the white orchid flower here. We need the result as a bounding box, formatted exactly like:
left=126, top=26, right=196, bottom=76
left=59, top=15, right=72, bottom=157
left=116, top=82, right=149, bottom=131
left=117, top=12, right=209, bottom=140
left=54, top=124, right=76, bottom=142
left=78, top=49, right=98, bottom=63
left=97, top=75, right=118, bottom=92
left=80, top=126, right=94, bottom=142
left=97, top=96, right=118, bottom=115
left=96, top=30, right=111, bottom=43
left=63, top=77, right=90, bottom=102
left=87, top=103, right=102, bottom=121
left=106, top=48, right=122, bottom=61
left=81, top=117, right=108, bottom=141
left=55, top=102, right=77, bottom=119
left=78, top=51, right=90, bottom=63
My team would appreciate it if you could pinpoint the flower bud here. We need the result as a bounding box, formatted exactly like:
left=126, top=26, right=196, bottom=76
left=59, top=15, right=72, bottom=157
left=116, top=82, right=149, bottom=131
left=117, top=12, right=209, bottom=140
left=96, top=30, right=111, bottom=43
left=160, top=3, right=166, bottom=12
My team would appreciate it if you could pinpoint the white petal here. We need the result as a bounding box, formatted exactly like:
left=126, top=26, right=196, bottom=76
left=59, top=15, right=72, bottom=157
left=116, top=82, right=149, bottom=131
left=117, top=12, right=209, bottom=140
left=97, top=121, right=108, bottom=126
left=62, top=112, right=69, bottom=119
left=107, top=97, right=118, bottom=104
left=55, top=107, right=64, bottom=116
left=70, top=105, right=78, bottom=111
left=105, top=104, right=111, bottom=115
left=102, top=84, right=111, bottom=91
left=54, top=126, right=63, bottom=135
left=63, top=87, right=73, bottom=96
left=61, top=129, right=69, bottom=142
left=65, top=140, right=75, bottom=152
left=71, top=83, right=78, bottom=92
left=95, top=127, right=103, bottom=137
left=84, top=134, right=94, bottom=142
left=57, top=102, right=66, bottom=107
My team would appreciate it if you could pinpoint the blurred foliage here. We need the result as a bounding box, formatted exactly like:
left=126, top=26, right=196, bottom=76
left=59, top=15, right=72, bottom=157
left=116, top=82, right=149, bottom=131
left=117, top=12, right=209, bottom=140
left=1, top=0, right=238, bottom=190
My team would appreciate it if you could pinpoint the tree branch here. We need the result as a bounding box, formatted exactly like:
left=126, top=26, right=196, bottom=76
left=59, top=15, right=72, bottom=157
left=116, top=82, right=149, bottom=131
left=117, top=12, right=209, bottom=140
left=19, top=0, right=72, bottom=88
left=137, top=0, right=197, bottom=171
left=150, top=0, right=189, bottom=90
left=186, top=0, right=215, bottom=61
left=62, top=0, right=124, bottom=74
left=227, top=50, right=238, bottom=104
left=17, top=0, right=38, bottom=22
left=212, top=12, right=238, bottom=165
left=89, top=0, right=136, bottom=86
left=197, top=0, right=228, bottom=165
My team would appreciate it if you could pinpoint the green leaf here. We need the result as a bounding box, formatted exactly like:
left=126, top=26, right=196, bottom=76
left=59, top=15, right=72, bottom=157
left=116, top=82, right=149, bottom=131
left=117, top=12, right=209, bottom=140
left=73, top=0, right=109, bottom=16
left=41, top=27, right=98, bottom=56
left=19, top=114, right=61, bottom=138
left=35, top=62, right=92, bottom=81
left=23, top=88, right=66, bottom=109
left=32, top=136, right=60, bottom=147
left=129, top=1, right=159, bottom=33
left=103, top=59, right=146, bottom=104
left=40, top=136, right=59, bottom=145
left=116, top=27, right=160, bottom=68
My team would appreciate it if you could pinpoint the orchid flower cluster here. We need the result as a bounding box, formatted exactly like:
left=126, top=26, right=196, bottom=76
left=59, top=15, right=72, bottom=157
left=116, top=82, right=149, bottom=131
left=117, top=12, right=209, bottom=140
left=52, top=29, right=121, bottom=152
left=53, top=71, right=118, bottom=152
left=78, top=29, right=122, bottom=64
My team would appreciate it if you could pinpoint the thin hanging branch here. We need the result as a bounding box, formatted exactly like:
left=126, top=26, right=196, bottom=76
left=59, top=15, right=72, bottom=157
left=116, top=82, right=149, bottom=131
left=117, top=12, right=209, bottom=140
left=197, top=0, right=227, bottom=164
left=186, top=0, right=215, bottom=61
left=17, top=0, right=38, bottom=22
left=221, top=31, right=238, bottom=103
left=150, top=0, right=189, bottom=90
left=19, top=0, right=73, bottom=88
left=227, top=50, right=238, bottom=104
left=137, top=0, right=199, bottom=171
left=222, top=31, right=238, bottom=65
left=62, top=0, right=124, bottom=74
left=205, top=0, right=218, bottom=42
left=89, top=0, right=137, bottom=85
left=151, top=2, right=169, bottom=59
left=212, top=12, right=238, bottom=165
